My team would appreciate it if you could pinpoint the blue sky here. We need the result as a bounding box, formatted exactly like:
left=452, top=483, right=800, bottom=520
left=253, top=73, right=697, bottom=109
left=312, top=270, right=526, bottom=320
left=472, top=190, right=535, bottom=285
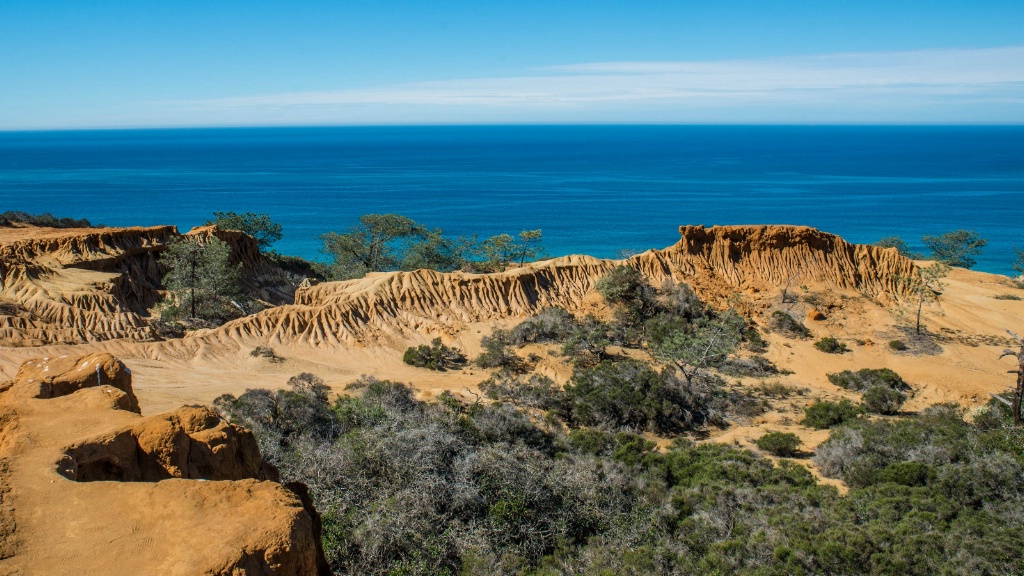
left=2, top=1, right=1023, bottom=128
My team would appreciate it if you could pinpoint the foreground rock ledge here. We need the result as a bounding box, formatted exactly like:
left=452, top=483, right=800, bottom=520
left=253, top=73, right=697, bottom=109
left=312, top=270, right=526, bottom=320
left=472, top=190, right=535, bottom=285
left=0, top=352, right=330, bottom=576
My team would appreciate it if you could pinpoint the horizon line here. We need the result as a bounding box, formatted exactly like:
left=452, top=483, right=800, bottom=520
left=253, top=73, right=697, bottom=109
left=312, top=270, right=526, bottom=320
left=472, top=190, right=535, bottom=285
left=4, top=121, right=1024, bottom=133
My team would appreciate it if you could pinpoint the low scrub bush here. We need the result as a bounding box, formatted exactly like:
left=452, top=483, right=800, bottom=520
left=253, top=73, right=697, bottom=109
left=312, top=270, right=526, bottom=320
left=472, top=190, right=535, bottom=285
left=475, top=330, right=528, bottom=372
left=769, top=310, right=811, bottom=338
left=888, top=339, right=909, bottom=351
left=718, top=355, right=781, bottom=378
left=861, top=385, right=906, bottom=415
left=479, top=371, right=561, bottom=410
left=402, top=337, right=467, bottom=371
left=215, top=376, right=1024, bottom=576
left=752, top=381, right=802, bottom=399
left=827, top=368, right=909, bottom=392
left=755, top=431, right=802, bottom=457
left=561, top=359, right=716, bottom=433
left=560, top=316, right=613, bottom=366
left=994, top=293, right=1022, bottom=301
left=250, top=346, right=284, bottom=363
left=814, top=337, right=848, bottom=354
left=801, top=399, right=861, bottom=429
left=509, top=307, right=579, bottom=345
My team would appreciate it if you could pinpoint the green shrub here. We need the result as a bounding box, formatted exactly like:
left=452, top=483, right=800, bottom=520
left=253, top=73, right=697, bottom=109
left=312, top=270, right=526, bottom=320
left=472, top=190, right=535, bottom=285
left=888, top=339, right=909, bottom=351
left=475, top=330, right=527, bottom=372
left=594, top=265, right=649, bottom=305
left=402, top=337, right=467, bottom=371
left=861, top=385, right=906, bottom=415
left=814, top=337, right=848, bottom=354
left=0, top=211, right=96, bottom=229
left=755, top=431, right=802, bottom=457
left=718, top=355, right=780, bottom=378
left=479, top=371, right=561, bottom=410
left=801, top=399, right=861, bottom=429
left=752, top=381, right=800, bottom=399
left=827, top=368, right=909, bottom=392
left=509, top=307, right=579, bottom=345
left=769, top=310, right=811, bottom=338
left=560, top=316, right=612, bottom=366
left=561, top=359, right=715, bottom=433
left=876, top=461, right=932, bottom=487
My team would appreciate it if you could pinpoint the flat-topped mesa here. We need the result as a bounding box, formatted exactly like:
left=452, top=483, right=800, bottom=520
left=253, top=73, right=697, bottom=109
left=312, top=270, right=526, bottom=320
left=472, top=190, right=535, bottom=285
left=661, top=224, right=917, bottom=299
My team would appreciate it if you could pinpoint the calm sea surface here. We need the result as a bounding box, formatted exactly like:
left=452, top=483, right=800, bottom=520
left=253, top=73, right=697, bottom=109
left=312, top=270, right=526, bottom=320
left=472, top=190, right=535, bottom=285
left=0, top=125, right=1021, bottom=274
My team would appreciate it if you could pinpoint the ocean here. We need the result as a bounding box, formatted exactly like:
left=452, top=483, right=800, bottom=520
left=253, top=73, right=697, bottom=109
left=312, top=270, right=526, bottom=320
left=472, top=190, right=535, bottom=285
left=0, top=125, right=1021, bottom=274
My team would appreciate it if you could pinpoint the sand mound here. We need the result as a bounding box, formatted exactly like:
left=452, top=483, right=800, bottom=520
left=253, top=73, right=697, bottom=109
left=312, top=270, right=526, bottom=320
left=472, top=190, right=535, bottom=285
left=0, top=224, right=295, bottom=347
left=0, top=353, right=329, bottom=576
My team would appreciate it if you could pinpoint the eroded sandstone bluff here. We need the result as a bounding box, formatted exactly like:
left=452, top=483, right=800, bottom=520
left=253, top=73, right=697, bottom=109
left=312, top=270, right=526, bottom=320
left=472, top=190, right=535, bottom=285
left=0, top=222, right=917, bottom=354
left=0, top=352, right=330, bottom=576
left=203, top=224, right=917, bottom=349
left=0, top=224, right=295, bottom=346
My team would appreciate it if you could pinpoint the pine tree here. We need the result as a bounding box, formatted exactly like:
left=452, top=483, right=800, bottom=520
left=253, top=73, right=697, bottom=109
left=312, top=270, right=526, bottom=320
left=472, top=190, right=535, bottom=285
left=160, top=236, right=241, bottom=321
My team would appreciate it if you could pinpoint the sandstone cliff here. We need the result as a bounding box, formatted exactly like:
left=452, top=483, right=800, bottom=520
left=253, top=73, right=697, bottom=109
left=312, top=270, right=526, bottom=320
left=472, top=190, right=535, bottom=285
left=0, top=352, right=330, bottom=576
left=194, top=224, right=917, bottom=350
left=0, top=224, right=296, bottom=347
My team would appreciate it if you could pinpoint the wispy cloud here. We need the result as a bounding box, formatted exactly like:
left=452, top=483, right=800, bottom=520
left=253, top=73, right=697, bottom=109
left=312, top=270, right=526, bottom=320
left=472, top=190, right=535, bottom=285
left=161, top=46, right=1024, bottom=123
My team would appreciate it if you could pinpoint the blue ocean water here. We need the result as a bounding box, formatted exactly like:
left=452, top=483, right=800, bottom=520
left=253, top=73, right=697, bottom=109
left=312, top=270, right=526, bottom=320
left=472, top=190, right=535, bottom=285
left=0, top=125, right=1021, bottom=274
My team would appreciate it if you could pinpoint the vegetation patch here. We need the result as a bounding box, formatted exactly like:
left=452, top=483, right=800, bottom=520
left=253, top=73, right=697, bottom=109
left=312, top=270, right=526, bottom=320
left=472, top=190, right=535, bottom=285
left=508, top=307, right=579, bottom=345
left=769, top=310, right=811, bottom=338
left=861, top=385, right=906, bottom=415
left=801, top=399, right=862, bottom=429
left=813, top=337, right=849, bottom=354
left=474, top=330, right=528, bottom=372
left=213, top=380, right=1024, bottom=576
left=402, top=337, right=467, bottom=371
left=994, top=293, right=1023, bottom=301
left=250, top=346, right=284, bottom=363
left=888, top=339, right=909, bottom=351
left=755, top=431, right=802, bottom=457
left=0, top=211, right=97, bottom=228
left=560, top=359, right=716, bottom=433
left=718, top=355, right=784, bottom=378
left=479, top=371, right=560, bottom=410
left=828, top=368, right=910, bottom=415
left=827, top=368, right=909, bottom=392
left=752, top=381, right=804, bottom=399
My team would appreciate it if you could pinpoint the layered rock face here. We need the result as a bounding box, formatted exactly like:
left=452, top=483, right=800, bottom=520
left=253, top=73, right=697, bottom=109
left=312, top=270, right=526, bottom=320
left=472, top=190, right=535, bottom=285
left=196, top=224, right=916, bottom=350
left=0, top=353, right=330, bottom=576
left=0, top=226, right=175, bottom=345
left=0, top=224, right=296, bottom=347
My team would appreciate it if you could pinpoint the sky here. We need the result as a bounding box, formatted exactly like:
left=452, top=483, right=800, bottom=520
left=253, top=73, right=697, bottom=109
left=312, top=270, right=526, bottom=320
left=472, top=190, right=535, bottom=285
left=2, top=1, right=1023, bottom=129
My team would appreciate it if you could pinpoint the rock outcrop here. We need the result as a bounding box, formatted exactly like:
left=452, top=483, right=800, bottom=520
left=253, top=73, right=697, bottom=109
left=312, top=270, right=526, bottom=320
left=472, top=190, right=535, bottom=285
left=0, top=225, right=175, bottom=346
left=185, top=225, right=296, bottom=304
left=0, top=353, right=329, bottom=576
left=190, top=225, right=917, bottom=350
left=0, top=224, right=296, bottom=347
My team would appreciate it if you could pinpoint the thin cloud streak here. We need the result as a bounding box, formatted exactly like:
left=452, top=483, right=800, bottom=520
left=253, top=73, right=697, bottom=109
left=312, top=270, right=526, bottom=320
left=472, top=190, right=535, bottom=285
left=165, top=46, right=1024, bottom=116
